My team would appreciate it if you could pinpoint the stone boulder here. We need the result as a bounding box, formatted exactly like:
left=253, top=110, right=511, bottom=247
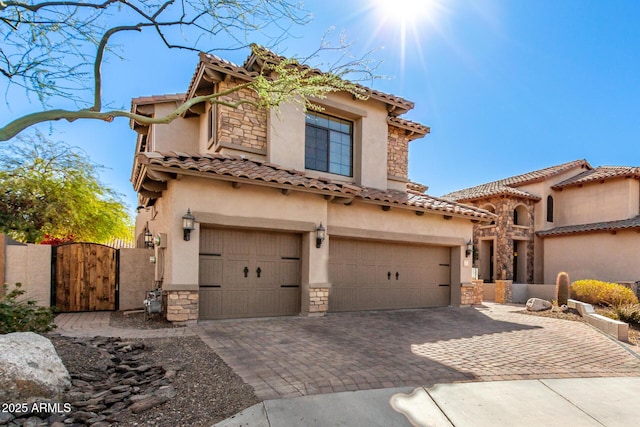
left=0, top=332, right=70, bottom=400
left=526, top=298, right=552, bottom=312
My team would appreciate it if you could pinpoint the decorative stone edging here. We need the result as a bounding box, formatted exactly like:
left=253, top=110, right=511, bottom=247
left=568, top=299, right=629, bottom=342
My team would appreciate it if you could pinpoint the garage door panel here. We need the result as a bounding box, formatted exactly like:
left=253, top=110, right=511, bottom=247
left=329, top=239, right=451, bottom=312
left=278, top=288, right=300, bottom=315
left=199, top=257, right=223, bottom=285
left=199, top=228, right=301, bottom=320
left=225, top=290, right=250, bottom=316
left=199, top=288, right=222, bottom=320
left=280, top=259, right=300, bottom=286
left=224, top=258, right=252, bottom=286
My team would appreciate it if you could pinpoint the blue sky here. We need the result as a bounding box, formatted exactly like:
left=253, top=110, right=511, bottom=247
left=3, top=0, right=639, bottom=213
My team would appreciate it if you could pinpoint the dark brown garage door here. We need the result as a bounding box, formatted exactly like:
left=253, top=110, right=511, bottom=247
left=199, top=228, right=301, bottom=320
left=329, top=238, right=451, bottom=312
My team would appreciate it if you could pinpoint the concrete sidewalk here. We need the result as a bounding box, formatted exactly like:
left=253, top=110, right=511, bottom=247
left=214, top=377, right=640, bottom=427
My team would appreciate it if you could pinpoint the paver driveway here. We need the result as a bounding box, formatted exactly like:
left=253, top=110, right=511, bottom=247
left=193, top=303, right=640, bottom=400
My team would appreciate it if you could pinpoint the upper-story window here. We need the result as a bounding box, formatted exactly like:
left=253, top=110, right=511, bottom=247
left=207, top=104, right=216, bottom=149
left=305, top=111, right=353, bottom=177
left=546, top=195, right=554, bottom=222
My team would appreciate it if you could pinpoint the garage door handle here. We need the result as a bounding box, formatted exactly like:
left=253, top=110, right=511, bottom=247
left=387, top=271, right=391, bottom=280
left=396, top=272, right=399, bottom=280
left=256, top=267, right=262, bottom=278
left=243, top=267, right=249, bottom=278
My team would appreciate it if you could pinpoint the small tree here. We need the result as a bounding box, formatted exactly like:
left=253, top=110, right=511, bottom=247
left=0, top=132, right=132, bottom=243
left=0, top=1, right=379, bottom=141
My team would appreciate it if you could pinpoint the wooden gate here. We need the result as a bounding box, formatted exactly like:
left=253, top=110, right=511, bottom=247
left=53, top=243, right=118, bottom=312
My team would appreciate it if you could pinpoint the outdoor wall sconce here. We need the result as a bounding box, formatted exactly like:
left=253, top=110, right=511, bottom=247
left=144, top=227, right=154, bottom=249
left=182, top=209, right=196, bottom=241
left=316, top=223, right=326, bottom=248
left=465, top=240, right=473, bottom=258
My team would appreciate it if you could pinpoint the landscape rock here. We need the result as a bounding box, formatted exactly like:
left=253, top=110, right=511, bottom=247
left=526, top=298, right=552, bottom=312
left=0, top=332, right=71, bottom=400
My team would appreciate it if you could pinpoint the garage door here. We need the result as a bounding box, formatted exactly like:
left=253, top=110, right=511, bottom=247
left=329, top=238, right=451, bottom=312
left=199, top=228, right=301, bottom=320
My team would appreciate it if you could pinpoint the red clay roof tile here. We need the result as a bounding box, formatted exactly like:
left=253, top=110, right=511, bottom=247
left=444, top=160, right=591, bottom=202
left=136, top=152, right=494, bottom=220
left=536, top=216, right=640, bottom=237
left=551, top=166, right=640, bottom=189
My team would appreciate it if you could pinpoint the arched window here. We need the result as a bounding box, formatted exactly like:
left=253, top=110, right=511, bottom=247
left=546, top=195, right=554, bottom=222
left=513, top=205, right=528, bottom=226
left=481, top=204, right=496, bottom=225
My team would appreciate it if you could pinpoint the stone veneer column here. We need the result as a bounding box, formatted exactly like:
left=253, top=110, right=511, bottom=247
left=472, top=279, right=484, bottom=304
left=307, top=287, right=329, bottom=316
left=494, top=280, right=513, bottom=304
left=165, top=290, right=199, bottom=322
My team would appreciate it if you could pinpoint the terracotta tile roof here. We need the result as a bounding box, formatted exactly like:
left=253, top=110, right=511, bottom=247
left=443, top=159, right=591, bottom=202
left=358, top=188, right=494, bottom=219
left=135, top=152, right=495, bottom=220
left=552, top=166, right=640, bottom=189
left=137, top=151, right=360, bottom=196
left=387, top=117, right=430, bottom=136
left=185, top=47, right=415, bottom=116
left=131, top=94, right=185, bottom=106
left=536, top=216, right=640, bottom=237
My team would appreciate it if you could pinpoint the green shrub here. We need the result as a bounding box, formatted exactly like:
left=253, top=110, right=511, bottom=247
left=0, top=283, right=57, bottom=334
left=570, top=279, right=639, bottom=306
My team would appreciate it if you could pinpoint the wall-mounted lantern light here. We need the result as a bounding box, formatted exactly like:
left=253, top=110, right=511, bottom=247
left=144, top=227, right=154, bottom=249
left=182, top=209, right=196, bottom=241
left=316, top=223, right=326, bottom=248
left=465, top=240, right=473, bottom=258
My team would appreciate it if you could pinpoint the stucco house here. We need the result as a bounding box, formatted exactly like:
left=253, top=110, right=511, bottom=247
left=443, top=160, right=640, bottom=286
left=130, top=48, right=494, bottom=321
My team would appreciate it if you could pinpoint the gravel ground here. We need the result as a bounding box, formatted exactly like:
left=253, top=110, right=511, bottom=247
left=516, top=306, right=640, bottom=345
left=51, top=332, right=259, bottom=426
left=47, top=306, right=637, bottom=426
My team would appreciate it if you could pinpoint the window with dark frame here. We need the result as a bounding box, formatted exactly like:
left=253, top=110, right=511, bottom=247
left=207, top=103, right=216, bottom=148
left=305, top=111, right=353, bottom=177
left=547, top=195, right=554, bottom=222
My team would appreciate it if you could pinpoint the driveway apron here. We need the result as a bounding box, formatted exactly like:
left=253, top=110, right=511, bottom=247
left=193, top=303, right=640, bottom=400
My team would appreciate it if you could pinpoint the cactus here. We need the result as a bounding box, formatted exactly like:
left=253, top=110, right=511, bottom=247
left=556, top=272, right=570, bottom=306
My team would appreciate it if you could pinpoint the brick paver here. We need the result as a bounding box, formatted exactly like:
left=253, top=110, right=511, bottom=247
left=193, top=303, right=640, bottom=400
left=54, top=312, right=195, bottom=338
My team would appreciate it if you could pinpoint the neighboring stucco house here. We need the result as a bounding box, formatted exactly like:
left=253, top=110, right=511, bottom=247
left=130, top=48, right=493, bottom=321
left=443, top=160, right=640, bottom=285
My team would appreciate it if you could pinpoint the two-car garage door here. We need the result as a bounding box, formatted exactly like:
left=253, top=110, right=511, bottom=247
left=198, top=228, right=452, bottom=319
left=329, top=238, right=451, bottom=312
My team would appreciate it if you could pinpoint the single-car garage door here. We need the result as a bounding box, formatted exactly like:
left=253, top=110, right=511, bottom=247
left=199, top=228, right=301, bottom=320
left=329, top=238, right=451, bottom=312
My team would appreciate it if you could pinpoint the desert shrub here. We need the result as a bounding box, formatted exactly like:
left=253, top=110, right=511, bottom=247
left=570, top=279, right=639, bottom=306
left=0, top=283, right=57, bottom=334
left=556, top=272, right=570, bottom=306
left=606, top=304, right=640, bottom=326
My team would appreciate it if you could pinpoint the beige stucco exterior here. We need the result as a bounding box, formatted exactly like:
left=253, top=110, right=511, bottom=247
left=543, top=230, right=640, bottom=283
left=448, top=161, right=640, bottom=291
left=554, top=179, right=639, bottom=226
left=130, top=50, right=491, bottom=320
left=5, top=243, right=51, bottom=306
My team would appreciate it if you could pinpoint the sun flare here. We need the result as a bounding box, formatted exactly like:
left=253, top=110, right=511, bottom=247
left=373, top=0, right=437, bottom=25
